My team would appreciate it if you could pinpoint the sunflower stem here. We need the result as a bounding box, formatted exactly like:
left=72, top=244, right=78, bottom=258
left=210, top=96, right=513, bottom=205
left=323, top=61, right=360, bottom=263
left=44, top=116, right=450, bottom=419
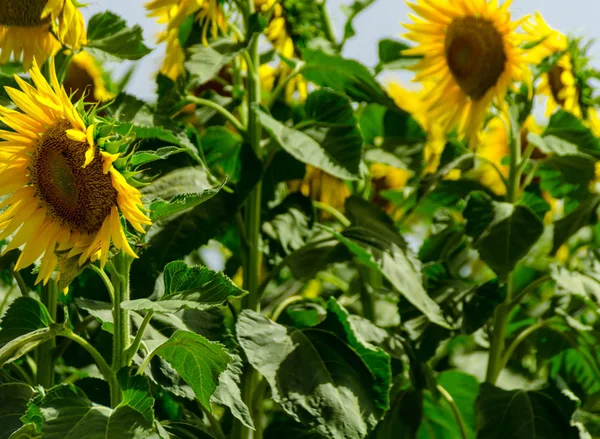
left=13, top=270, right=29, bottom=296
left=109, top=251, right=134, bottom=406
left=233, top=1, right=262, bottom=438
left=485, top=115, right=522, bottom=384
left=36, top=279, right=58, bottom=388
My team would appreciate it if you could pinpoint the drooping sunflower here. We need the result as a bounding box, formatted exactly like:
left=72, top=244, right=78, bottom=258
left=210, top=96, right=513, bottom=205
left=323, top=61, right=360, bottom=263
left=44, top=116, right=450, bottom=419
left=146, top=0, right=228, bottom=80
left=522, top=14, right=581, bottom=117
left=255, top=0, right=307, bottom=103
left=63, top=51, right=114, bottom=102
left=0, top=0, right=86, bottom=69
left=403, top=0, right=528, bottom=140
left=0, top=60, right=150, bottom=285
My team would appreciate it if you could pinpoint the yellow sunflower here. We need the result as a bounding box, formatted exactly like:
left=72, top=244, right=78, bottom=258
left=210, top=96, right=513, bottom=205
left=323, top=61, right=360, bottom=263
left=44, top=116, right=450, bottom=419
left=473, top=115, right=542, bottom=195
left=0, top=0, right=86, bottom=69
left=387, top=82, right=446, bottom=174
left=0, top=59, right=150, bottom=285
left=64, top=51, right=114, bottom=102
left=255, top=0, right=307, bottom=103
left=521, top=14, right=580, bottom=117
left=147, top=0, right=228, bottom=80
left=403, top=0, right=528, bottom=140
left=288, top=166, right=350, bottom=214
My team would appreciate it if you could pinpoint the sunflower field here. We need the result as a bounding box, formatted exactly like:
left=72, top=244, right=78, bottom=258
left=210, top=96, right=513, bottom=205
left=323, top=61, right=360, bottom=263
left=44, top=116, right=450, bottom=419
left=3, top=0, right=600, bottom=437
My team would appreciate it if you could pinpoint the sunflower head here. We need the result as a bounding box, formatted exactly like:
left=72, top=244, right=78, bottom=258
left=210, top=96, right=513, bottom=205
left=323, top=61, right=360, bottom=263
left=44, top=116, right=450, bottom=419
left=404, top=0, right=528, bottom=140
left=0, top=59, right=150, bottom=286
left=288, top=166, right=350, bottom=216
left=147, top=0, right=228, bottom=80
left=64, top=51, right=114, bottom=103
left=0, top=0, right=86, bottom=69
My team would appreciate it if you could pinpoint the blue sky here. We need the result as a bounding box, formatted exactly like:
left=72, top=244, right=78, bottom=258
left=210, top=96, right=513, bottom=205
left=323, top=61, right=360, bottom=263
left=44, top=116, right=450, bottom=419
left=82, top=0, right=600, bottom=99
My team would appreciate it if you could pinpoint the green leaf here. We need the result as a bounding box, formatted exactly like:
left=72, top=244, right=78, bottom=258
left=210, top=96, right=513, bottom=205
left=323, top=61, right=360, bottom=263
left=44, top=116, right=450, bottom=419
left=237, top=310, right=386, bottom=438
left=463, top=192, right=544, bottom=279
left=550, top=265, right=600, bottom=301
left=372, top=385, right=423, bottom=439
left=418, top=371, right=478, bottom=439
left=22, top=384, right=153, bottom=439
left=325, top=197, right=451, bottom=328
left=552, top=195, right=600, bottom=253
left=212, top=353, right=255, bottom=429
left=131, top=146, right=186, bottom=168
left=476, top=383, right=579, bottom=439
left=74, top=299, right=114, bottom=333
left=201, top=127, right=244, bottom=182
left=259, top=111, right=359, bottom=180
left=117, top=370, right=155, bottom=425
left=359, top=103, right=426, bottom=147
left=300, top=89, right=364, bottom=176
left=376, top=38, right=420, bottom=72
left=149, top=184, right=223, bottom=222
left=8, top=424, right=40, bottom=439
left=302, top=49, right=393, bottom=106
left=87, top=11, right=151, bottom=61
left=543, top=110, right=600, bottom=157
left=0, top=297, right=62, bottom=367
left=152, top=330, right=231, bottom=411
left=263, top=194, right=315, bottom=255
left=318, top=299, right=391, bottom=411
left=186, top=39, right=252, bottom=85
left=123, top=261, right=247, bottom=313
left=341, top=0, right=376, bottom=43
left=462, top=280, right=506, bottom=334
left=113, top=123, right=196, bottom=152
left=537, top=154, right=596, bottom=199
left=0, top=383, right=34, bottom=439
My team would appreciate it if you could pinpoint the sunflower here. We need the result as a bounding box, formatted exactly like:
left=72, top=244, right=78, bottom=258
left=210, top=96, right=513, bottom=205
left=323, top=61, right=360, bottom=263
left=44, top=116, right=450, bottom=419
left=0, top=0, right=86, bottom=69
left=288, top=166, right=350, bottom=215
left=63, top=51, right=114, bottom=102
left=255, top=0, right=307, bottom=103
left=403, top=0, right=528, bottom=140
left=387, top=82, right=446, bottom=174
left=0, top=59, right=150, bottom=285
left=147, top=0, right=228, bottom=80
left=521, top=14, right=580, bottom=117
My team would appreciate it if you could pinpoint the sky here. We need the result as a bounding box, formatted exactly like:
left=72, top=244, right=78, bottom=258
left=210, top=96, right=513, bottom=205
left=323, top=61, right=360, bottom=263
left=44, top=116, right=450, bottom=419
left=81, top=0, right=600, bottom=99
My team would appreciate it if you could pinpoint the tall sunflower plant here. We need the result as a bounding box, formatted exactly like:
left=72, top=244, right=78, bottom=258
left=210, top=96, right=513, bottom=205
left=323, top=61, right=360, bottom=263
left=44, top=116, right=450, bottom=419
left=2, top=0, right=600, bottom=438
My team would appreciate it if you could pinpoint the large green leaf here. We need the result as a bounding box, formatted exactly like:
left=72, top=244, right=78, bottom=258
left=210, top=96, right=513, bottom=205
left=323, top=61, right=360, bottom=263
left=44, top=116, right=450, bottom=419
left=186, top=39, right=252, bottom=85
left=123, top=261, right=247, bottom=313
left=300, top=89, right=364, bottom=176
left=537, top=154, right=596, bottom=199
left=201, top=127, right=244, bottom=182
left=376, top=38, right=420, bottom=72
left=151, top=330, right=231, bottom=411
left=302, top=49, right=393, bottom=106
left=359, top=103, right=426, bottom=147
left=212, top=353, right=255, bottom=429
left=552, top=195, right=600, bottom=253
left=322, top=198, right=450, bottom=328
left=418, top=371, right=478, bottom=439
left=22, top=385, right=153, bottom=439
left=550, top=265, right=600, bottom=302
left=462, top=280, right=506, bottom=334
left=87, top=11, right=151, bottom=61
left=149, top=184, right=223, bottom=222
left=463, top=192, right=544, bottom=279
left=318, top=299, right=391, bottom=411
left=131, top=146, right=186, bottom=168
left=117, top=371, right=155, bottom=425
left=237, top=310, right=389, bottom=439
left=543, top=110, right=600, bottom=158
left=476, top=383, right=579, bottom=439
left=0, top=383, right=34, bottom=439
left=259, top=111, right=360, bottom=180
left=0, top=297, right=62, bottom=367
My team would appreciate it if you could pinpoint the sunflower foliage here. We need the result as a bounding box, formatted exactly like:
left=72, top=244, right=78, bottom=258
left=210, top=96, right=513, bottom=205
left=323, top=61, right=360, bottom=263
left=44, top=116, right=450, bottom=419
left=3, top=0, right=600, bottom=438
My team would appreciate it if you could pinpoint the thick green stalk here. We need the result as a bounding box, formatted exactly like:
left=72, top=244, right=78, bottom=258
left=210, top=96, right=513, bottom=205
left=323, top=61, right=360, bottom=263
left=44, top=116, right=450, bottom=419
left=110, top=251, right=134, bottom=406
left=485, top=120, right=521, bottom=384
left=36, top=280, right=58, bottom=388
left=234, top=2, right=262, bottom=438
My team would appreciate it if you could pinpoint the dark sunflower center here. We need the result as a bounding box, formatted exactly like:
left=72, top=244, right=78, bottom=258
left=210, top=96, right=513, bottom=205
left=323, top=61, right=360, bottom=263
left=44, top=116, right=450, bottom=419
left=30, top=120, right=117, bottom=235
left=445, top=16, right=507, bottom=99
left=547, top=65, right=566, bottom=106
left=64, top=61, right=95, bottom=103
left=0, top=0, right=49, bottom=27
